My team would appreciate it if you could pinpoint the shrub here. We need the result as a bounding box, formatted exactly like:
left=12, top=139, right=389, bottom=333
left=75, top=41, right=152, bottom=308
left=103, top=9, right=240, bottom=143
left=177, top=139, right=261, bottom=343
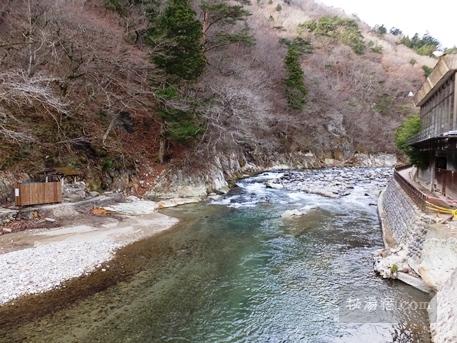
left=167, top=120, right=202, bottom=142
left=390, top=27, right=402, bottom=36
left=300, top=16, right=365, bottom=54
left=280, top=37, right=313, bottom=54
left=155, top=85, right=179, bottom=100
left=374, top=94, right=393, bottom=114
left=102, top=158, right=114, bottom=172
left=368, top=40, right=383, bottom=54
left=409, top=58, right=417, bottom=66
left=390, top=264, right=398, bottom=274
left=104, top=0, right=125, bottom=14
left=395, top=115, right=428, bottom=166
left=422, top=65, right=433, bottom=77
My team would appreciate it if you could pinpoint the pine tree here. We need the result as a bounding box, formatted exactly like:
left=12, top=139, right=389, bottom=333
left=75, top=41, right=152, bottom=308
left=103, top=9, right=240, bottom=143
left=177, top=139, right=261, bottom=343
left=200, top=0, right=253, bottom=51
left=149, top=0, right=205, bottom=80
left=284, top=42, right=309, bottom=110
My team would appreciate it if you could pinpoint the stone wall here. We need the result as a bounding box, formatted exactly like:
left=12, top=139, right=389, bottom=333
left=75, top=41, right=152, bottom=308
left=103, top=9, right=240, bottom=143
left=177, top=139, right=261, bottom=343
left=380, top=178, right=430, bottom=265
left=380, top=177, right=457, bottom=342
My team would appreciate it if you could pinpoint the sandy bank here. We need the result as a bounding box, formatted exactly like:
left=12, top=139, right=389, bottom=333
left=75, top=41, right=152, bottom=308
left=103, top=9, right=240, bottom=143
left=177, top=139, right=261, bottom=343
left=0, top=200, right=180, bottom=305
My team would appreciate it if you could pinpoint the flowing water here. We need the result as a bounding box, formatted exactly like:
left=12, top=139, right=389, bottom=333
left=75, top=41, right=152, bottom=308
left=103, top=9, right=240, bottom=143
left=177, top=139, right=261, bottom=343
left=1, top=168, right=431, bottom=342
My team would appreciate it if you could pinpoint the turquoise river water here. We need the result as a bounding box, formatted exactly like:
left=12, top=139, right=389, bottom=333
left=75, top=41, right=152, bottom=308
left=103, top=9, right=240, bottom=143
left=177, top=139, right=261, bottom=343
left=1, top=169, right=431, bottom=342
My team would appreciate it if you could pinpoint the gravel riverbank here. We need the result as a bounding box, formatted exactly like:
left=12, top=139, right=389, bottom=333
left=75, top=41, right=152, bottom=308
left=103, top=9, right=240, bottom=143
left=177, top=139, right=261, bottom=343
left=0, top=200, right=179, bottom=305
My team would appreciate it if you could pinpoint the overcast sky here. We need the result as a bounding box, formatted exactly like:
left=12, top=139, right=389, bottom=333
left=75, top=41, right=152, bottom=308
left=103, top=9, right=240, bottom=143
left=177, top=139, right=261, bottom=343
left=317, top=0, right=457, bottom=48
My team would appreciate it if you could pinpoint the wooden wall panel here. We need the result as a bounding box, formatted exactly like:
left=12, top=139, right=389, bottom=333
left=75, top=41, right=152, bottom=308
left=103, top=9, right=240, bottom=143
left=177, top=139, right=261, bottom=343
left=15, top=182, right=62, bottom=206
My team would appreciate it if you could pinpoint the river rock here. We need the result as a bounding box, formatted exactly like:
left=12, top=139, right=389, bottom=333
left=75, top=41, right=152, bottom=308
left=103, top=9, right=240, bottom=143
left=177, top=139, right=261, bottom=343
left=281, top=205, right=318, bottom=218
left=266, top=181, right=283, bottom=189
left=63, top=181, right=87, bottom=202
left=157, top=197, right=201, bottom=208
left=103, top=200, right=158, bottom=215
left=373, top=246, right=409, bottom=279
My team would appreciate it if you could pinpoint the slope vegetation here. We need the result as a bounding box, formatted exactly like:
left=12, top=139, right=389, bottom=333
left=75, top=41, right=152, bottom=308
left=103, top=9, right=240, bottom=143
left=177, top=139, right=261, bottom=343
left=0, top=0, right=435, bottom=195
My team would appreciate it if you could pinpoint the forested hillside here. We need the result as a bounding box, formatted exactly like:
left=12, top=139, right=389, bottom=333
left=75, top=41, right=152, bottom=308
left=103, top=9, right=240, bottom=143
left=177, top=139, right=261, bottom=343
left=0, top=0, right=436, bottom=192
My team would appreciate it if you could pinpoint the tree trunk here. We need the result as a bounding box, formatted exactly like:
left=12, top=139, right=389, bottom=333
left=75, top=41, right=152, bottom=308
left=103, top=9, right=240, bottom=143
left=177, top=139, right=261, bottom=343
left=158, top=122, right=166, bottom=164
left=202, top=11, right=209, bottom=47
left=27, top=0, right=33, bottom=77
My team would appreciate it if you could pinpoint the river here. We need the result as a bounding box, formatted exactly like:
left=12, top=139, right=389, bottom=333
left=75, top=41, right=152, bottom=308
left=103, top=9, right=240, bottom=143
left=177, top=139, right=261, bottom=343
left=1, top=168, right=431, bottom=342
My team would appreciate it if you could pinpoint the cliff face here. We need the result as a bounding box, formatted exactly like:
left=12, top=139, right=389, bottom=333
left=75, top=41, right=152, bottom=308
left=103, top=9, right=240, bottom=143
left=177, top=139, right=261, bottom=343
left=0, top=0, right=434, bottom=197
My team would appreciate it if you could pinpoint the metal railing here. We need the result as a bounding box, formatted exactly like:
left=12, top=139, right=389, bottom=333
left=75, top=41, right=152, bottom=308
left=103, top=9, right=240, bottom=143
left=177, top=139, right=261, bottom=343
left=394, top=166, right=457, bottom=217
left=407, top=127, right=457, bottom=145
left=393, top=167, right=428, bottom=211
left=407, top=127, right=436, bottom=145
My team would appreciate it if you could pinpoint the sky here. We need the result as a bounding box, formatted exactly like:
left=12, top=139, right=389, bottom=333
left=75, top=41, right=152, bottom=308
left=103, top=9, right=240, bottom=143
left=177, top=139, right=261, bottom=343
left=317, top=0, right=457, bottom=48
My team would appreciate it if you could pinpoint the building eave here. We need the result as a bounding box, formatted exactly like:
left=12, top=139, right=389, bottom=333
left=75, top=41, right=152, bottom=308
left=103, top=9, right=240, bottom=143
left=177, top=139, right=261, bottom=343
left=409, top=131, right=457, bottom=147
left=415, top=55, right=457, bottom=107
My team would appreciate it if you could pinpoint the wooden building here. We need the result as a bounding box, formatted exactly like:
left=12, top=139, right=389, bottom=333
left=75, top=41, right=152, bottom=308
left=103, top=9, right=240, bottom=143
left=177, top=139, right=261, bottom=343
left=410, top=55, right=457, bottom=197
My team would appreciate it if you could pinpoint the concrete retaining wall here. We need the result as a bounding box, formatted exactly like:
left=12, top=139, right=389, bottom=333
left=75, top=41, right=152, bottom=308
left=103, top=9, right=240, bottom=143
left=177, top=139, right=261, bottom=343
left=380, top=178, right=457, bottom=342
left=381, top=179, right=430, bottom=265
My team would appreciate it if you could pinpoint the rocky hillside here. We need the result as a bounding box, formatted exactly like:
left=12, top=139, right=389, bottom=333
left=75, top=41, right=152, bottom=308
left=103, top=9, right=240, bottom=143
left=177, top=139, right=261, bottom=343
left=0, top=0, right=435, bottom=198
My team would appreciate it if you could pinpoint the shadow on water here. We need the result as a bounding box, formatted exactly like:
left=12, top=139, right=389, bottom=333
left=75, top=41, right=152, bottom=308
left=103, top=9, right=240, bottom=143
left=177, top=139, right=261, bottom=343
left=0, top=169, right=432, bottom=343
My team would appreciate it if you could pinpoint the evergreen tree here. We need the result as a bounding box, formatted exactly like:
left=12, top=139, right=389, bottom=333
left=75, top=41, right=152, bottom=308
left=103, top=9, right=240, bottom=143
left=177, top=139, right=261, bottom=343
left=284, top=46, right=307, bottom=110
left=200, top=0, right=253, bottom=51
left=145, top=0, right=254, bottom=160
left=374, top=24, right=386, bottom=35
left=145, top=0, right=206, bottom=160
left=390, top=27, right=402, bottom=36
left=149, top=0, right=205, bottom=80
left=400, top=33, right=440, bottom=57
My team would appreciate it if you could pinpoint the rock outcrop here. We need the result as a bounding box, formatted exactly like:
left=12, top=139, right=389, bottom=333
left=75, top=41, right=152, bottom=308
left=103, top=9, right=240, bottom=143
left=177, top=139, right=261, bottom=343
left=146, top=152, right=396, bottom=200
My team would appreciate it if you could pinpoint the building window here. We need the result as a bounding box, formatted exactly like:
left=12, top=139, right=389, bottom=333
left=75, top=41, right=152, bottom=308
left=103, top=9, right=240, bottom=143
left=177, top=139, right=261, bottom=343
left=420, top=74, right=455, bottom=135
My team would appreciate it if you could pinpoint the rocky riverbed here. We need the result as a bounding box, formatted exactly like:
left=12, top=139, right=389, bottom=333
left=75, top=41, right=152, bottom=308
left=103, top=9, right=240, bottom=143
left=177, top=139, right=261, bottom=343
left=265, top=167, right=393, bottom=198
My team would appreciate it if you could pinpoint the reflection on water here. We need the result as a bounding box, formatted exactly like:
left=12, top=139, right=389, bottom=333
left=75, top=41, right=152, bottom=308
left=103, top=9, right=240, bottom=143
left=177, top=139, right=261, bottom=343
left=1, top=169, right=430, bottom=342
